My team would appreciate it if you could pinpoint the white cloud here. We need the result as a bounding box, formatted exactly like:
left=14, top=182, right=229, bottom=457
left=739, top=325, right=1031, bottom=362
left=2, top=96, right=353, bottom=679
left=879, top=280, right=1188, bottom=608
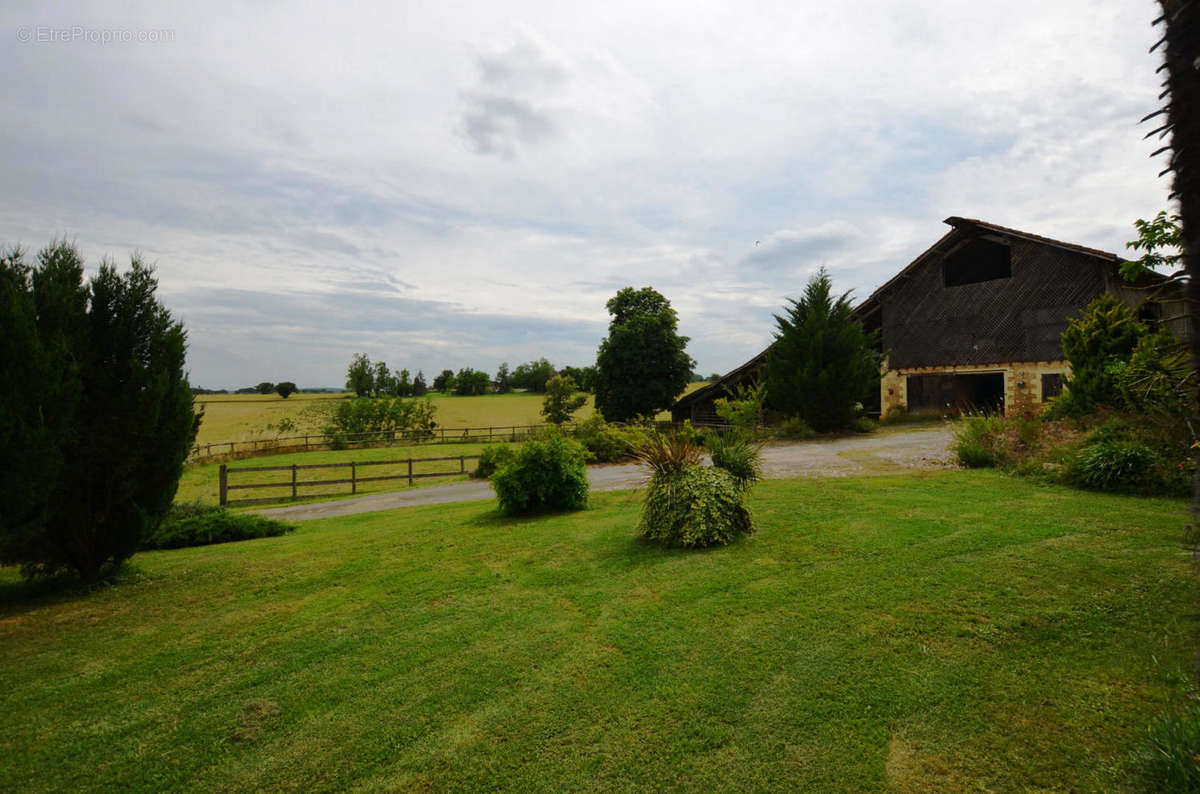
left=0, top=0, right=1173, bottom=386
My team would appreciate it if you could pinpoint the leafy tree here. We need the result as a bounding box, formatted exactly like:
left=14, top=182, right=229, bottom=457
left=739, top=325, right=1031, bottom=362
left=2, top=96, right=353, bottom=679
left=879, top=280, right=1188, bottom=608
left=511, top=358, right=557, bottom=392
left=254, top=381, right=275, bottom=395
left=346, top=353, right=373, bottom=397
left=1121, top=211, right=1183, bottom=281
left=1054, top=293, right=1149, bottom=416
left=412, top=370, right=428, bottom=396
left=454, top=368, right=491, bottom=396
left=372, top=361, right=391, bottom=398
left=541, top=375, right=588, bottom=424
left=432, top=369, right=455, bottom=393
left=395, top=368, right=412, bottom=397
left=274, top=381, right=297, bottom=399
left=0, top=242, right=198, bottom=581
left=594, top=287, right=695, bottom=422
left=495, top=362, right=512, bottom=393
left=763, top=268, right=880, bottom=432
left=558, top=365, right=597, bottom=393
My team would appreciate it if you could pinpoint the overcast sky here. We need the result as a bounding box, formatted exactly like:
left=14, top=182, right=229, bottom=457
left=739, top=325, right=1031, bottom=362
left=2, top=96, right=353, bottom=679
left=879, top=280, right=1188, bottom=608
left=0, top=1, right=1173, bottom=388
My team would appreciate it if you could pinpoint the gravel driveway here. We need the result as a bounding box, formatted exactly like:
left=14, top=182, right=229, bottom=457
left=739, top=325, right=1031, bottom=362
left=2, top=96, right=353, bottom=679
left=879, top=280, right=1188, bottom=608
left=252, top=426, right=955, bottom=522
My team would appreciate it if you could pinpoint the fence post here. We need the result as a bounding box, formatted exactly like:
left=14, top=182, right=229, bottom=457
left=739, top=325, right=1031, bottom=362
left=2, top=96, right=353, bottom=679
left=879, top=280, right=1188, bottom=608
left=441, top=427, right=445, bottom=443
left=351, top=462, right=357, bottom=495
left=489, top=426, right=493, bottom=442
left=291, top=464, right=297, bottom=499
left=305, top=435, right=310, bottom=450
left=229, top=442, right=235, bottom=455
left=460, top=455, right=465, bottom=473
left=219, top=464, right=228, bottom=506
left=408, top=458, right=413, bottom=486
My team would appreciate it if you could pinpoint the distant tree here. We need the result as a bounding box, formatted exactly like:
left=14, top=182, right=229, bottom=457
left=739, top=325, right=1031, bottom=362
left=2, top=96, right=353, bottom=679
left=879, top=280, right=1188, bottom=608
left=274, top=381, right=297, bottom=399
left=234, top=386, right=258, bottom=395
left=594, top=287, right=695, bottom=422
left=254, top=381, right=275, bottom=395
left=708, top=373, right=722, bottom=382
left=433, top=369, right=456, bottom=393
left=763, top=267, right=880, bottom=432
left=558, top=365, right=597, bottom=393
left=0, top=242, right=199, bottom=581
left=495, top=362, right=512, bottom=393
left=542, top=375, right=588, bottom=425
left=395, top=368, right=412, bottom=397
left=455, top=368, right=491, bottom=396
left=412, top=370, right=428, bottom=396
left=372, top=361, right=391, bottom=398
left=346, top=353, right=373, bottom=397
left=512, top=358, right=557, bottom=392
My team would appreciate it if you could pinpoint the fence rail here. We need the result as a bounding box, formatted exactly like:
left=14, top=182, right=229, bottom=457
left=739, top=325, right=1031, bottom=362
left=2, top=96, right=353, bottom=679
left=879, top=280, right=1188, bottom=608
left=191, top=423, right=568, bottom=464
left=219, top=454, right=481, bottom=507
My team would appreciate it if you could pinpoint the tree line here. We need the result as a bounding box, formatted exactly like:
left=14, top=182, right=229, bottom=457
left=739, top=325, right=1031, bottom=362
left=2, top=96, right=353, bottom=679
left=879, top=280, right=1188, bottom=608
left=343, top=354, right=600, bottom=398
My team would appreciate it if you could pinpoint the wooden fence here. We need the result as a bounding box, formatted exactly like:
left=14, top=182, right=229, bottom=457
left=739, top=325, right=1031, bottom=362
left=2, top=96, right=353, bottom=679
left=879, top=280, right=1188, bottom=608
left=220, top=454, right=481, bottom=507
left=191, top=423, right=567, bottom=464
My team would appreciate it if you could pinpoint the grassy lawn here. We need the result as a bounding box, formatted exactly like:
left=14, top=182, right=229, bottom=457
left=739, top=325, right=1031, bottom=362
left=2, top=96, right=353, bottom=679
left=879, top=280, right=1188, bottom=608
left=177, top=442, right=498, bottom=507
left=193, top=384, right=714, bottom=446
left=1, top=471, right=1195, bottom=791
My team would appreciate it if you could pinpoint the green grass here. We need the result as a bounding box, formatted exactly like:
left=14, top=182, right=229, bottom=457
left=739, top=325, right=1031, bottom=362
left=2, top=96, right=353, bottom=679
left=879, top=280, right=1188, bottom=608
left=177, top=442, right=499, bottom=507
left=1, top=471, right=1195, bottom=791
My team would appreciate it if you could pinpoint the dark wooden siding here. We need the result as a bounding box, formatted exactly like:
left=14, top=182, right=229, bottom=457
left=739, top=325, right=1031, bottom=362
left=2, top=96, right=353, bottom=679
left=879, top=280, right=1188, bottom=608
left=881, top=237, right=1108, bottom=369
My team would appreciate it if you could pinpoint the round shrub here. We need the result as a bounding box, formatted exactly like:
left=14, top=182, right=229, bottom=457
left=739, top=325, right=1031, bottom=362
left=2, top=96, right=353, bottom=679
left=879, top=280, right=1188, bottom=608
left=492, top=434, right=589, bottom=514
left=472, top=444, right=516, bottom=479
left=637, top=466, right=754, bottom=548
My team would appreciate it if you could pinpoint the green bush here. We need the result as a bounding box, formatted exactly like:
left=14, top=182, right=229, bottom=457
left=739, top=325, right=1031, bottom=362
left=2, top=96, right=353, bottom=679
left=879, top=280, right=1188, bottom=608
left=572, top=416, right=647, bottom=463
left=637, top=466, right=754, bottom=548
left=1067, top=438, right=1161, bottom=494
left=707, top=432, right=764, bottom=489
left=952, top=415, right=1004, bottom=468
left=317, top=396, right=437, bottom=440
left=492, top=434, right=589, bottom=515
left=956, top=441, right=997, bottom=469
left=1134, top=706, right=1200, bottom=792
left=472, top=445, right=516, bottom=479
left=852, top=417, right=877, bottom=434
left=776, top=415, right=815, bottom=439
left=142, top=502, right=294, bottom=550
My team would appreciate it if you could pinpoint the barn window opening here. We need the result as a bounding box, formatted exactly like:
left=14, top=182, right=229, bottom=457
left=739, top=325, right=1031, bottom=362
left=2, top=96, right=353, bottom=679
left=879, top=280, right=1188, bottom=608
left=1041, top=373, right=1063, bottom=400
left=942, top=238, right=1012, bottom=287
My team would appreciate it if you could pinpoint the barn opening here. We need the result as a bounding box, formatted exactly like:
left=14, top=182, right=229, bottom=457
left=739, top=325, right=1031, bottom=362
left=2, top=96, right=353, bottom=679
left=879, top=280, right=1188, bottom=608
left=942, top=238, right=1012, bottom=287
left=906, top=372, right=1005, bottom=414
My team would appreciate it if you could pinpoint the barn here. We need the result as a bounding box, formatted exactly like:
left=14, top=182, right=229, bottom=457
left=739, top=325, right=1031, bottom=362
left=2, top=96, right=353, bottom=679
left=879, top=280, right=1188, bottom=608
left=672, top=217, right=1186, bottom=422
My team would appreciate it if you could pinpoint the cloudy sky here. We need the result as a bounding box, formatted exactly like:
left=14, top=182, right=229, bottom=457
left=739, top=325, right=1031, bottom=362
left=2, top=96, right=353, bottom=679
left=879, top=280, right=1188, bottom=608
left=0, top=1, right=1173, bottom=388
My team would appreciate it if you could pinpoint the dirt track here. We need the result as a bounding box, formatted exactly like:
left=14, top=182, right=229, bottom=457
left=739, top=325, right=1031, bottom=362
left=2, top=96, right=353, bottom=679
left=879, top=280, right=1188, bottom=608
left=252, top=426, right=956, bottom=522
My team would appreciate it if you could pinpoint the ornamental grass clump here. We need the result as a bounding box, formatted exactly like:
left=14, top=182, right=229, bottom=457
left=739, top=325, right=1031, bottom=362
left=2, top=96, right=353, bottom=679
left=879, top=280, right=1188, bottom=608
left=634, top=432, right=759, bottom=548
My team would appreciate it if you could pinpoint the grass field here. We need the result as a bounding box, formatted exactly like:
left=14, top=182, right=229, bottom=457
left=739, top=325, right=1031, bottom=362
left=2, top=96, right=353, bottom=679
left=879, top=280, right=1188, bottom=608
left=1, top=471, right=1194, bottom=791
left=192, top=384, right=713, bottom=446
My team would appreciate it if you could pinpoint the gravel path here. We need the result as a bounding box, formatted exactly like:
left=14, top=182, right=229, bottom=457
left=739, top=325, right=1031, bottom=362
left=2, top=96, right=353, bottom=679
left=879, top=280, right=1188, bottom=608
left=252, top=426, right=955, bottom=522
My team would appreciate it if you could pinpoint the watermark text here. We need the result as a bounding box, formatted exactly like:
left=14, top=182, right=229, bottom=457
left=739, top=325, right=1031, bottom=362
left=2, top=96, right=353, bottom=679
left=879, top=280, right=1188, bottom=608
left=16, top=25, right=175, bottom=44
